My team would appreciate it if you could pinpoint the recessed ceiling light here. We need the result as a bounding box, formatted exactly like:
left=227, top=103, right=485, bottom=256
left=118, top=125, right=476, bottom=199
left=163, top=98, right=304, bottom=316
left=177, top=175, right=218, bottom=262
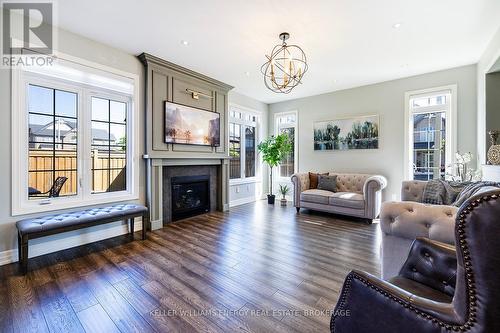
left=181, top=40, right=189, bottom=46
left=392, top=23, right=402, bottom=29
left=245, top=71, right=250, bottom=76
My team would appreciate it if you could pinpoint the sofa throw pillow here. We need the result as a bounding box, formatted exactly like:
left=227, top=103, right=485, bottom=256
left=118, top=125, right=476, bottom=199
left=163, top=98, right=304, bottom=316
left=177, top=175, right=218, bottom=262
left=317, top=175, right=338, bottom=192
left=309, top=172, right=328, bottom=189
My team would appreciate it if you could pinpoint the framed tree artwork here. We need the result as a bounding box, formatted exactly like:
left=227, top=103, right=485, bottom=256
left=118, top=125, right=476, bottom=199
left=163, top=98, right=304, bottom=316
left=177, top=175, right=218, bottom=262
left=313, top=115, right=379, bottom=151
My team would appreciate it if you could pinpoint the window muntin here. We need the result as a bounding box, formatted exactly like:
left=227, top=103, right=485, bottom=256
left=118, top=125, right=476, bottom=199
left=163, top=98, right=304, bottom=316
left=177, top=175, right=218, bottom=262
left=28, top=84, right=78, bottom=199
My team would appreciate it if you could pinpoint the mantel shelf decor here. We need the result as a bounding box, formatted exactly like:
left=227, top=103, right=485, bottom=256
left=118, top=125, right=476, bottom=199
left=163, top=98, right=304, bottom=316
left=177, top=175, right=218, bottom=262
left=487, top=130, right=500, bottom=165
left=261, top=32, right=308, bottom=94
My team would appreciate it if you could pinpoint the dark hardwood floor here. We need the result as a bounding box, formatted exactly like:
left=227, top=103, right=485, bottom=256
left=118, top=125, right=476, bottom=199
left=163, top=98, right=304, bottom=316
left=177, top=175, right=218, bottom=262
left=0, top=201, right=381, bottom=333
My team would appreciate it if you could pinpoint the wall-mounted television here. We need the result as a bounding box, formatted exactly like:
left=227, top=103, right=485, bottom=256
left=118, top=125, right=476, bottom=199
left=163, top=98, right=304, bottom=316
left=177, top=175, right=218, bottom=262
left=164, top=101, right=220, bottom=146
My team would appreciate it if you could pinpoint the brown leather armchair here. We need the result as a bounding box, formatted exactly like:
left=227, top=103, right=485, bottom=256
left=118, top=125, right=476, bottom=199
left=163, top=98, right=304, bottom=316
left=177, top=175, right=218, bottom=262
left=331, top=189, right=500, bottom=333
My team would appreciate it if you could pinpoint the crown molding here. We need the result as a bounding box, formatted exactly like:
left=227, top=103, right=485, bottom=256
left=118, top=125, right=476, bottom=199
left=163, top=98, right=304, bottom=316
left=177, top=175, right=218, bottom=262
left=138, top=52, right=234, bottom=92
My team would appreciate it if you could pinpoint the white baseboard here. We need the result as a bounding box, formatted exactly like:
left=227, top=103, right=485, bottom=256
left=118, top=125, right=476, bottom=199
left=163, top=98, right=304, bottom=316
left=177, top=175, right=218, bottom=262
left=0, top=219, right=144, bottom=266
left=150, top=219, right=163, bottom=230
left=230, top=196, right=258, bottom=207
left=0, top=250, right=16, bottom=267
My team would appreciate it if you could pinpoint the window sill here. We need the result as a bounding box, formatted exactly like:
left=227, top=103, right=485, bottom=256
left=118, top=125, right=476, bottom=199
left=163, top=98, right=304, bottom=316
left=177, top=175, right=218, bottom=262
left=12, top=193, right=140, bottom=217
left=276, top=177, right=293, bottom=182
left=229, top=177, right=261, bottom=186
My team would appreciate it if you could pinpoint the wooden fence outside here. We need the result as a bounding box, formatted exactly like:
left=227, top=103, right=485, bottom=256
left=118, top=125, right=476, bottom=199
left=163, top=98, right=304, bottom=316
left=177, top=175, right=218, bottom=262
left=28, top=149, right=126, bottom=196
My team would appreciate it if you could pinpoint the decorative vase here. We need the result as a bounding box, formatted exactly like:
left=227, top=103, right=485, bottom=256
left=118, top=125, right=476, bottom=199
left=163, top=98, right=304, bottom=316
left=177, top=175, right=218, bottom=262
left=267, top=194, right=275, bottom=204
left=488, top=130, right=500, bottom=165
left=488, top=145, right=500, bottom=165
left=280, top=198, right=287, bottom=206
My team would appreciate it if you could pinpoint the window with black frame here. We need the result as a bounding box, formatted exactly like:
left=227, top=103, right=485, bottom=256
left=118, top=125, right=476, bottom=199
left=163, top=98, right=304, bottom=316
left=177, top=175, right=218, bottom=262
left=91, top=97, right=127, bottom=193
left=229, top=122, right=241, bottom=179
left=245, top=126, right=256, bottom=178
left=229, top=109, right=259, bottom=181
left=28, top=84, right=78, bottom=199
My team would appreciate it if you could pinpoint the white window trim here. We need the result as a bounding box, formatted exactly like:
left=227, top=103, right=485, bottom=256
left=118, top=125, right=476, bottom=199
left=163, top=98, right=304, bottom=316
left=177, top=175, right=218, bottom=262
left=274, top=110, right=298, bottom=182
left=228, top=103, right=262, bottom=184
left=404, top=84, right=457, bottom=181
left=11, top=51, right=140, bottom=216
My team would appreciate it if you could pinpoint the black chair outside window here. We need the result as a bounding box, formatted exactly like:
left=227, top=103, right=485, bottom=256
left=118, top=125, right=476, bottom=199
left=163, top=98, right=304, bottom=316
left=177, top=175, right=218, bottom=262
left=28, top=176, right=68, bottom=198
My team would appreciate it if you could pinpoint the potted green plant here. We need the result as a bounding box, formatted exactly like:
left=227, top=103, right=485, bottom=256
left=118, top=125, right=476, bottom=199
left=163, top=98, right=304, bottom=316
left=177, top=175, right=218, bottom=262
left=279, top=184, right=290, bottom=206
left=257, top=133, right=292, bottom=204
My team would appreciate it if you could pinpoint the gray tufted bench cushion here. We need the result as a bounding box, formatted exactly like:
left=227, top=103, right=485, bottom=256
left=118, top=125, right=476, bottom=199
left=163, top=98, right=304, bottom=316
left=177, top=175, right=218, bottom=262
left=16, top=203, right=148, bottom=273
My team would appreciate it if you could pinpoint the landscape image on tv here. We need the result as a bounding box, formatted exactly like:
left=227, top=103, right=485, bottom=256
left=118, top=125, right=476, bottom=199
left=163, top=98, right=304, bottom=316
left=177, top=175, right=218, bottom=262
left=165, top=102, right=220, bottom=146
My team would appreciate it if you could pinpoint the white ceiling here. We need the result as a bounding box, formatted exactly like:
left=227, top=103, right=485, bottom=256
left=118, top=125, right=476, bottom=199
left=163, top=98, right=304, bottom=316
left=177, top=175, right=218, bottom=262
left=53, top=0, right=500, bottom=104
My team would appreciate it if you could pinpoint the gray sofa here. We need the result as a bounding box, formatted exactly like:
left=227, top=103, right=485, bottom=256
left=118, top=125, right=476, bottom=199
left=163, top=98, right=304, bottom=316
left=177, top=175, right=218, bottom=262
left=291, top=172, right=387, bottom=220
left=380, top=180, right=457, bottom=279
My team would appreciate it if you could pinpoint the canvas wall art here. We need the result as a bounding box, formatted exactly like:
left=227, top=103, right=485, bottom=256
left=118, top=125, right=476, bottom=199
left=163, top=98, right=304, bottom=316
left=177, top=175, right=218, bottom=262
left=313, top=115, right=379, bottom=151
left=165, top=102, right=220, bottom=146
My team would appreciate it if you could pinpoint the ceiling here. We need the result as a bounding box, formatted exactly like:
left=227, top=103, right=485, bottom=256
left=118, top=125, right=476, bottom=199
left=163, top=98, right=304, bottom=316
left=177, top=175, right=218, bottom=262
left=53, top=0, right=500, bottom=104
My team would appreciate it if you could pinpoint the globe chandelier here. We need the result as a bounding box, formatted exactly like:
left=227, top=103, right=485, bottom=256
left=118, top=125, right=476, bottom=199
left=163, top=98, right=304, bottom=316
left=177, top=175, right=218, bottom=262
left=261, top=32, right=308, bottom=94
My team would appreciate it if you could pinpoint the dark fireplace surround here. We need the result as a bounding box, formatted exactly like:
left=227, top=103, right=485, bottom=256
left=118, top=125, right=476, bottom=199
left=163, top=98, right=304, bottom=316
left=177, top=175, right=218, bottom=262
left=171, top=175, right=210, bottom=221
left=162, top=165, right=219, bottom=223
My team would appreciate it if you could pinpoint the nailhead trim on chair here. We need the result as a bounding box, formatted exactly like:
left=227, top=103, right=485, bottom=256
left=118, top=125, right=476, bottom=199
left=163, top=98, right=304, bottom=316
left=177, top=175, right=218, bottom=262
left=330, top=193, right=499, bottom=332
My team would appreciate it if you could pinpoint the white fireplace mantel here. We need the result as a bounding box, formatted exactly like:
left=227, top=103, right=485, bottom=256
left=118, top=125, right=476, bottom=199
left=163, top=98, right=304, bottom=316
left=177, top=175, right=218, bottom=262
left=150, top=156, right=230, bottom=167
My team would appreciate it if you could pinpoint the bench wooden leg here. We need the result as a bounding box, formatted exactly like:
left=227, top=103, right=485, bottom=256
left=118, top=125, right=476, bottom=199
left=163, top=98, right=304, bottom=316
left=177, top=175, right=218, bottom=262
left=142, top=214, right=148, bottom=240
left=17, top=232, right=22, bottom=265
left=20, top=235, right=28, bottom=274
left=129, top=218, right=134, bottom=239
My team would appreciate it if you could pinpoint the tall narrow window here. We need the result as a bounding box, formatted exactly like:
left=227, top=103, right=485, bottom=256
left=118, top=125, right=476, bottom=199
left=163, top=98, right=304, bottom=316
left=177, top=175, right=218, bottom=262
left=406, top=87, right=456, bottom=181
left=91, top=97, right=127, bottom=193
left=28, top=84, right=78, bottom=199
left=229, top=122, right=241, bottom=179
left=229, top=107, right=259, bottom=181
left=245, top=126, right=256, bottom=177
left=275, top=111, right=297, bottom=179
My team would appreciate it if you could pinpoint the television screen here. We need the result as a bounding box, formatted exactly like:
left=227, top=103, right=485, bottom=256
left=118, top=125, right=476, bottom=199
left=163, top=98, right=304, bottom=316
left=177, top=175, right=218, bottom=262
left=165, top=102, right=220, bottom=146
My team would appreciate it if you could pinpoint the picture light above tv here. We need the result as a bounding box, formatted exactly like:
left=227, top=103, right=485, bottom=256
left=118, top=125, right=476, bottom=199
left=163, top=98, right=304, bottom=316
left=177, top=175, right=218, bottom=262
left=164, top=101, right=220, bottom=147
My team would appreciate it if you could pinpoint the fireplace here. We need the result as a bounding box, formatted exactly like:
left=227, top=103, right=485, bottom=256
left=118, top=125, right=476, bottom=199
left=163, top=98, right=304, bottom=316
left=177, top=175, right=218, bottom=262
left=171, top=175, right=210, bottom=221
left=161, top=164, right=220, bottom=224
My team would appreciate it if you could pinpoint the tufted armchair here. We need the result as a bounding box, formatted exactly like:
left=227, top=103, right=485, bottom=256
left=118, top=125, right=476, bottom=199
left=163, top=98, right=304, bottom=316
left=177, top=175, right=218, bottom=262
left=380, top=181, right=457, bottom=279
left=331, top=189, right=500, bottom=333
left=291, top=172, right=387, bottom=220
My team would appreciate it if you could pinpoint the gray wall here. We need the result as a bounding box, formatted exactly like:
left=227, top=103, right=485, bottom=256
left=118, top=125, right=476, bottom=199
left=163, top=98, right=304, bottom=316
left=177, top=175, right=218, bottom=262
left=268, top=65, right=478, bottom=201
left=227, top=91, right=269, bottom=205
left=486, top=72, right=500, bottom=146
left=478, top=26, right=500, bottom=164
left=229, top=91, right=268, bottom=114
left=0, top=25, right=145, bottom=255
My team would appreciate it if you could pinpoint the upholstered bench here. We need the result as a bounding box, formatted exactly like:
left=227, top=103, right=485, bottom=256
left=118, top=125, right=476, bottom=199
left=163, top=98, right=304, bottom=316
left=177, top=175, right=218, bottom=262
left=16, top=203, right=148, bottom=273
